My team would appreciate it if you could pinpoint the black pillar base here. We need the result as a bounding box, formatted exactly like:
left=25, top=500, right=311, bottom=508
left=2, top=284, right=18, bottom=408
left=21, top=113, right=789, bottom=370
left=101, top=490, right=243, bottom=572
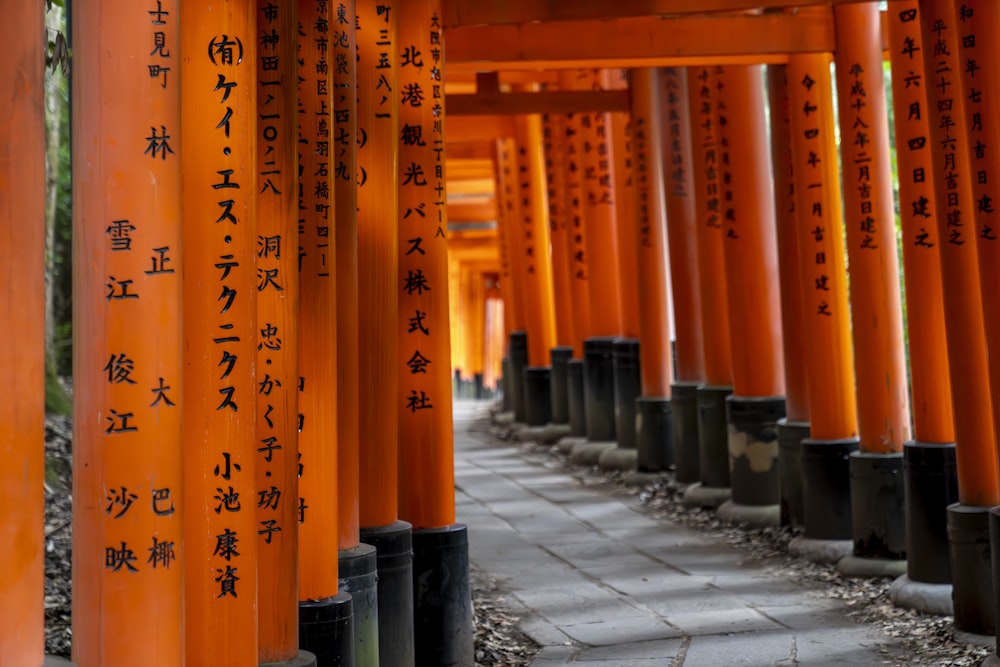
left=583, top=337, right=617, bottom=441
left=474, top=373, right=484, bottom=400
left=696, top=385, right=732, bottom=489
left=500, top=357, right=511, bottom=412
left=338, top=544, right=378, bottom=665
left=777, top=419, right=810, bottom=527
left=989, top=508, right=1000, bottom=655
left=725, top=395, right=786, bottom=506
left=523, top=366, right=552, bottom=427
left=671, top=382, right=700, bottom=484
left=849, top=451, right=905, bottom=559
left=567, top=359, right=587, bottom=437
left=299, top=593, right=353, bottom=667
left=904, top=442, right=958, bottom=583
left=509, top=332, right=528, bottom=423
left=636, top=397, right=673, bottom=472
left=550, top=346, right=573, bottom=424
left=359, top=522, right=414, bottom=667
left=801, top=437, right=858, bottom=539
left=613, top=339, right=641, bottom=449
left=412, top=524, right=474, bottom=667
left=949, top=504, right=994, bottom=635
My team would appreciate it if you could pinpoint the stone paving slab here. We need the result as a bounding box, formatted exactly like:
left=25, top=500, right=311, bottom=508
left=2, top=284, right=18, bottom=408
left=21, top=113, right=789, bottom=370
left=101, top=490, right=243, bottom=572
left=453, top=401, right=894, bottom=666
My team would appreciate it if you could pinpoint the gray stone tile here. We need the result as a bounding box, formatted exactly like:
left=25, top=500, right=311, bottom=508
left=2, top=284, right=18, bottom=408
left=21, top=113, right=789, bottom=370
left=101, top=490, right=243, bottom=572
left=560, top=615, right=682, bottom=646
left=565, top=501, right=663, bottom=531
left=665, top=606, right=781, bottom=636
left=575, top=638, right=685, bottom=661
left=514, top=586, right=641, bottom=626
left=682, top=632, right=797, bottom=666
left=541, top=537, right=654, bottom=570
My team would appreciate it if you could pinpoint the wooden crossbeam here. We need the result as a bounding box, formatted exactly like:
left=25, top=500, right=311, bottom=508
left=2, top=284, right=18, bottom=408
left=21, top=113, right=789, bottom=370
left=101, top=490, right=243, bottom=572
left=441, top=0, right=870, bottom=28
left=448, top=115, right=515, bottom=141
left=444, top=11, right=836, bottom=71
left=448, top=89, right=631, bottom=116
left=446, top=142, right=495, bottom=160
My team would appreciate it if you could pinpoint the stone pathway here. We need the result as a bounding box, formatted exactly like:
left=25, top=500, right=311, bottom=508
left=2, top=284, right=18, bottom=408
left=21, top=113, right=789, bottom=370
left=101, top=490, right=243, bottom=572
left=454, top=401, right=898, bottom=666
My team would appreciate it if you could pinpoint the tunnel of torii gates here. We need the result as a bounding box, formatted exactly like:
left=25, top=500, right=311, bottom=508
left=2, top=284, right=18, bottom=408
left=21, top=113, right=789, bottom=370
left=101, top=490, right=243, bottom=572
left=11, top=0, right=1000, bottom=666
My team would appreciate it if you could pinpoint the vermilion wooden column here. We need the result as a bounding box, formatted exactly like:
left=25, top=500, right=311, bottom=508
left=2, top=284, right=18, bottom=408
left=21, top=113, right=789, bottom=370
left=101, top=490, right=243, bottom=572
left=253, top=1, right=303, bottom=663
left=357, top=1, right=415, bottom=663
left=0, top=2, right=44, bottom=665
left=333, top=0, right=361, bottom=557
left=609, top=69, right=642, bottom=341
left=297, top=2, right=356, bottom=664
left=74, top=2, right=184, bottom=664
left=786, top=53, right=860, bottom=547
left=766, top=62, right=812, bottom=530
left=630, top=68, right=677, bottom=473
left=397, top=6, right=473, bottom=658
left=513, top=109, right=558, bottom=369
left=715, top=66, right=787, bottom=522
left=833, top=2, right=913, bottom=570
left=179, top=2, right=258, bottom=664
left=543, top=114, right=577, bottom=426
left=544, top=114, right=575, bottom=346
left=661, top=67, right=705, bottom=483
left=687, top=66, right=735, bottom=496
left=886, top=0, right=958, bottom=593
left=918, top=0, right=998, bottom=634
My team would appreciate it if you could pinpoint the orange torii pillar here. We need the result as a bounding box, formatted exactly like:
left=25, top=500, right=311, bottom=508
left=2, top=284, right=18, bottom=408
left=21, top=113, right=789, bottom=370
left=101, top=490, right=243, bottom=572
left=494, top=140, right=520, bottom=414
left=357, top=0, right=415, bottom=663
left=179, top=3, right=260, bottom=664
left=766, top=64, right=813, bottom=529
left=484, top=280, right=505, bottom=393
left=715, top=66, right=787, bottom=526
left=918, top=0, right=998, bottom=635
left=953, top=0, right=1000, bottom=642
left=629, top=68, right=678, bottom=476
left=72, top=2, right=185, bottom=664
left=253, top=3, right=317, bottom=666
left=886, top=0, right=958, bottom=613
left=568, top=69, right=625, bottom=458
left=0, top=2, right=44, bottom=665
left=297, top=2, right=358, bottom=664
left=496, top=138, right=530, bottom=423
left=660, top=68, right=706, bottom=484
left=560, top=108, right=594, bottom=440
left=397, top=4, right=475, bottom=662
left=543, top=114, right=576, bottom=429
left=514, top=108, right=559, bottom=430
left=686, top=66, right=736, bottom=501
left=782, top=54, right=861, bottom=558
left=606, top=69, right=646, bottom=464
left=832, top=3, right=913, bottom=576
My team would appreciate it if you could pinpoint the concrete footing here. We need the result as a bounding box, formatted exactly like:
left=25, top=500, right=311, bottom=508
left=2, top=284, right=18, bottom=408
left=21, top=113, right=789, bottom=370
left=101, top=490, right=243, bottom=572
left=682, top=482, right=731, bottom=508
left=556, top=436, right=586, bottom=455
left=718, top=499, right=779, bottom=527
left=788, top=536, right=853, bottom=565
left=888, top=575, right=954, bottom=616
left=949, top=503, right=994, bottom=635
left=569, top=441, right=617, bottom=466
left=623, top=470, right=668, bottom=487
left=836, top=555, right=907, bottom=578
left=598, top=446, right=637, bottom=471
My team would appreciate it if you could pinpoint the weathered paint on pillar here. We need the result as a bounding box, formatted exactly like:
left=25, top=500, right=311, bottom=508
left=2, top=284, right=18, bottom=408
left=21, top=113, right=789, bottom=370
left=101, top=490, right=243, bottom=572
left=333, top=0, right=361, bottom=550
left=72, top=1, right=184, bottom=664
left=357, top=0, right=400, bottom=529
left=297, top=0, right=340, bottom=598
left=544, top=114, right=576, bottom=348
left=255, top=0, right=299, bottom=659
left=957, top=0, right=1000, bottom=482
left=630, top=68, right=675, bottom=397
left=887, top=0, right=954, bottom=444
left=180, top=1, right=259, bottom=663
left=766, top=65, right=811, bottom=424
left=687, top=67, right=734, bottom=388
left=917, top=0, right=998, bottom=506
left=716, top=66, right=786, bottom=398
left=833, top=3, right=911, bottom=453
left=661, top=68, right=705, bottom=384
left=514, top=109, right=558, bottom=367
left=572, top=69, right=624, bottom=338
left=609, top=69, right=642, bottom=340
left=786, top=54, right=859, bottom=439
left=397, top=0, right=454, bottom=528
left=560, top=107, right=593, bottom=358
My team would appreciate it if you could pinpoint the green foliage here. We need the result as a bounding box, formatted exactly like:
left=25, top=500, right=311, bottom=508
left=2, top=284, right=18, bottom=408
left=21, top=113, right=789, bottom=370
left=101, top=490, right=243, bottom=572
left=45, top=349, right=71, bottom=416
